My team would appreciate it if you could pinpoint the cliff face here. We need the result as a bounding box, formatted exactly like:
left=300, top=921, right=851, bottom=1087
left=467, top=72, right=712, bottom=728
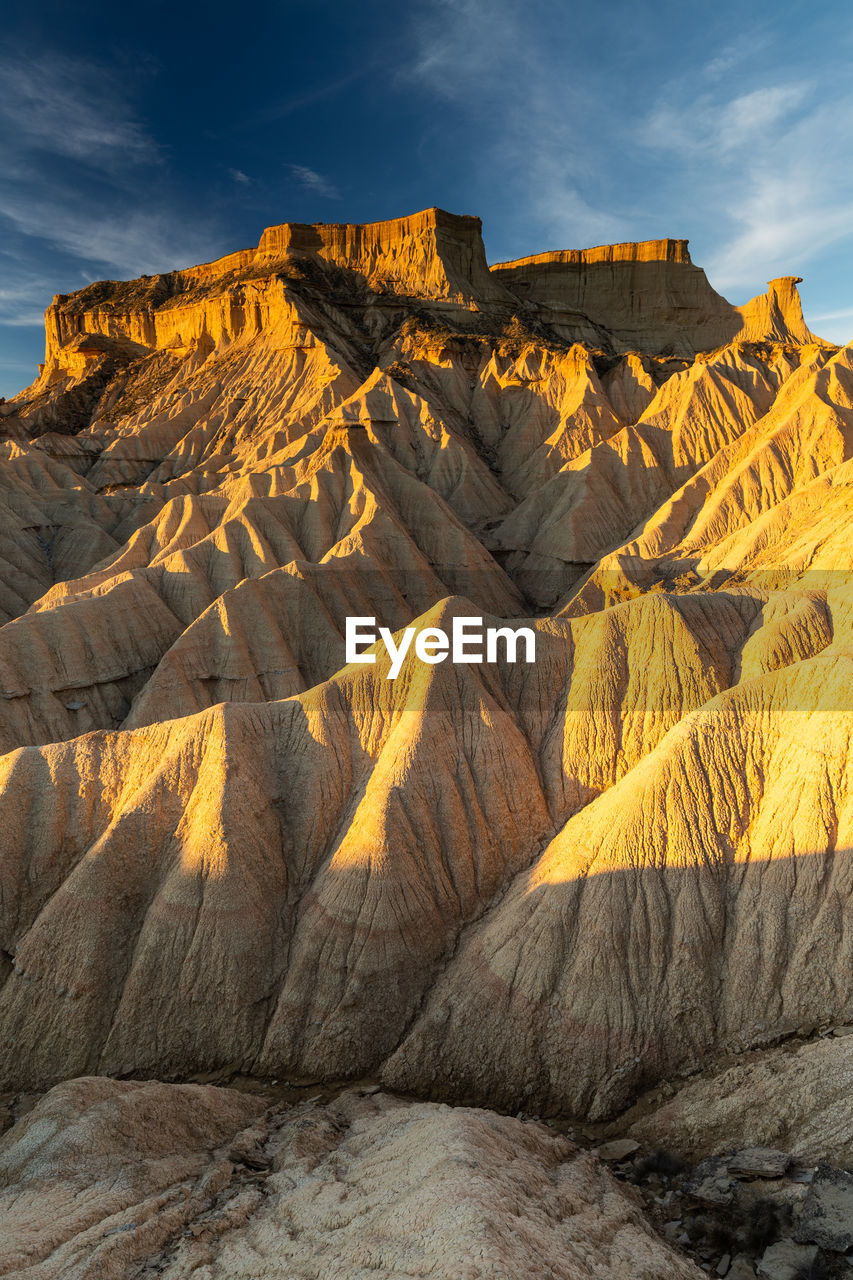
left=43, top=274, right=316, bottom=369
left=491, top=240, right=819, bottom=355
left=39, top=209, right=515, bottom=379
left=36, top=216, right=825, bottom=383
left=493, top=238, right=694, bottom=267
left=256, top=206, right=512, bottom=304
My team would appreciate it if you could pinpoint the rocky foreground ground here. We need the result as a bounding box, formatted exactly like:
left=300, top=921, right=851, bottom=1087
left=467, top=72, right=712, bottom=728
left=2, top=1032, right=853, bottom=1279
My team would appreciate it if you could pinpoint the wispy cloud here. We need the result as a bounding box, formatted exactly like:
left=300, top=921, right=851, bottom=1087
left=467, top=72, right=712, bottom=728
left=0, top=274, right=57, bottom=327
left=0, top=193, right=220, bottom=279
left=228, top=168, right=250, bottom=185
left=407, top=0, right=628, bottom=252
left=810, top=307, right=853, bottom=323
left=0, top=52, right=157, bottom=171
left=703, top=31, right=770, bottom=81
left=0, top=358, right=39, bottom=371
left=246, top=69, right=368, bottom=128
left=808, top=306, right=853, bottom=346
left=289, top=165, right=341, bottom=200
left=0, top=50, right=223, bottom=327
left=646, top=84, right=809, bottom=159
left=409, top=0, right=518, bottom=88
left=639, top=59, right=853, bottom=292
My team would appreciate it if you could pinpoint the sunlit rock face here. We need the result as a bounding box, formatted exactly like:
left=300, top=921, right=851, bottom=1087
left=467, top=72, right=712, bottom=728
left=0, top=206, right=849, bottom=1139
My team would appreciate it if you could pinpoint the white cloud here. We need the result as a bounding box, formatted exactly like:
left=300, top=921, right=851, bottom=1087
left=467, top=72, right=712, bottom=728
left=703, top=30, right=771, bottom=82
left=228, top=168, right=251, bottom=185
left=646, top=84, right=809, bottom=161
left=718, top=86, right=807, bottom=142
left=808, top=307, right=853, bottom=346
left=809, top=307, right=853, bottom=323
left=289, top=165, right=341, bottom=200
left=0, top=50, right=224, bottom=317
left=0, top=52, right=157, bottom=170
left=408, top=0, right=520, bottom=90
left=638, top=59, right=853, bottom=293
left=407, top=0, right=629, bottom=253
left=0, top=275, right=56, bottom=327
left=0, top=185, right=221, bottom=282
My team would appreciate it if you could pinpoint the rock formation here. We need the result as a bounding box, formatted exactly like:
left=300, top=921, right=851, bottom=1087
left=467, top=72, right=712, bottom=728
left=626, top=1034, right=853, bottom=1168
left=491, top=239, right=820, bottom=355
left=0, top=205, right=849, bottom=1275
left=0, top=1080, right=702, bottom=1278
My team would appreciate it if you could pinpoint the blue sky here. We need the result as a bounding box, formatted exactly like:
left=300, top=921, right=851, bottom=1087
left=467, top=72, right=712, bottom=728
left=2, top=0, right=852, bottom=397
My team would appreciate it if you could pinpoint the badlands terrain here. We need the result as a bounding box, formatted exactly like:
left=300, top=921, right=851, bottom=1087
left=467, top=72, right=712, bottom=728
left=0, top=207, right=851, bottom=1276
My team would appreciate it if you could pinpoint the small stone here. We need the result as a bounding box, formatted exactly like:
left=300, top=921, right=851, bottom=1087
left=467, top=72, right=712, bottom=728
left=361, top=1084, right=381, bottom=1095
left=832, top=1024, right=853, bottom=1037
left=756, top=1239, right=818, bottom=1280
left=796, top=1162, right=853, bottom=1251
left=684, top=1157, right=737, bottom=1207
left=716, top=1253, right=731, bottom=1276
left=727, top=1256, right=756, bottom=1280
left=64, top=700, right=85, bottom=711
left=226, top=1140, right=270, bottom=1171
left=595, top=1138, right=640, bottom=1162
left=727, top=1148, right=791, bottom=1179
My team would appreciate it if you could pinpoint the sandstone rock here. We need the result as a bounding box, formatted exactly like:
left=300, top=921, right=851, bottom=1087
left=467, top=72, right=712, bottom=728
left=0, top=1077, right=703, bottom=1280
left=627, top=1037, right=853, bottom=1167
left=727, top=1150, right=792, bottom=1180
left=795, top=1164, right=853, bottom=1251
left=755, top=1240, right=818, bottom=1280
left=684, top=1159, right=737, bottom=1207
left=490, top=343, right=808, bottom=601
left=383, top=645, right=853, bottom=1118
left=256, top=207, right=514, bottom=306
left=601, top=352, right=657, bottom=423
left=568, top=343, right=851, bottom=613
left=0, top=584, right=847, bottom=1096
left=490, top=242, right=822, bottom=356
left=728, top=1255, right=758, bottom=1279
left=595, top=1138, right=640, bottom=1161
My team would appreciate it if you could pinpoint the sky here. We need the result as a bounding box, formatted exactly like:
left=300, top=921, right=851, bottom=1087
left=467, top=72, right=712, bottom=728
left=2, top=0, right=853, bottom=396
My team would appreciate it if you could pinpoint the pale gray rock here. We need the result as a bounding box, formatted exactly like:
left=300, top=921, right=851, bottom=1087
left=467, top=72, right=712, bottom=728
left=795, top=1163, right=853, bottom=1251
left=756, top=1240, right=818, bottom=1280
left=727, top=1149, right=791, bottom=1179
left=0, top=1077, right=705, bottom=1280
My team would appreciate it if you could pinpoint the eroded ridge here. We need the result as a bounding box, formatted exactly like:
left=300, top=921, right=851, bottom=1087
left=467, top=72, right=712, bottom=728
left=0, top=207, right=848, bottom=1141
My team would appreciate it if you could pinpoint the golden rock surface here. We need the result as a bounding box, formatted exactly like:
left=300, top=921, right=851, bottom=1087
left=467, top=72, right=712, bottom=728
left=0, top=208, right=848, bottom=1131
